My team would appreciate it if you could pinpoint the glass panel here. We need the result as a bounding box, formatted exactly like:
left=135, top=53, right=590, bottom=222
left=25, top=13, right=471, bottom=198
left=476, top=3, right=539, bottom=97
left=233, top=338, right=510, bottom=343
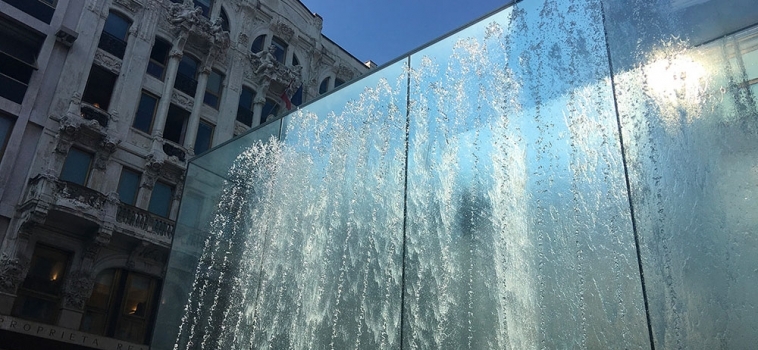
left=148, top=181, right=173, bottom=217
left=117, top=168, right=141, bottom=205
left=60, top=148, right=92, bottom=185
left=21, top=245, right=69, bottom=295
left=147, top=38, right=170, bottom=79
left=151, top=121, right=282, bottom=349
left=251, top=35, right=265, bottom=53
left=602, top=0, right=758, bottom=348
left=163, top=105, right=189, bottom=144
left=82, top=65, right=117, bottom=110
left=103, top=12, right=130, bottom=41
left=271, top=36, right=287, bottom=63
left=133, top=92, right=157, bottom=133
left=203, top=71, right=223, bottom=108
left=193, top=121, right=213, bottom=155
left=123, top=274, right=151, bottom=318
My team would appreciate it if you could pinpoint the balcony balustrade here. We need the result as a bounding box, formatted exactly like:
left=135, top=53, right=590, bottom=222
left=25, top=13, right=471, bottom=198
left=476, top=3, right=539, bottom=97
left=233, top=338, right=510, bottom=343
left=116, top=203, right=175, bottom=245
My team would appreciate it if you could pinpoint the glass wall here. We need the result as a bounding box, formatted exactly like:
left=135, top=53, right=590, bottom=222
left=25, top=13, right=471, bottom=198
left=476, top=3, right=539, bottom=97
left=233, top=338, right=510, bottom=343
left=153, top=0, right=758, bottom=349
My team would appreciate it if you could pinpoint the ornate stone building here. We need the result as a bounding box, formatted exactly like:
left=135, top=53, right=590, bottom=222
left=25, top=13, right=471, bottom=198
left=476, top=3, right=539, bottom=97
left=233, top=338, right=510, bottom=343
left=0, top=0, right=369, bottom=348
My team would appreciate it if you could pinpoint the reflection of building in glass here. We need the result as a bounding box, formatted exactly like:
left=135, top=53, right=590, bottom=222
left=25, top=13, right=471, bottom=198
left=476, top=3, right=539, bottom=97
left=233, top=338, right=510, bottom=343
left=0, top=0, right=370, bottom=348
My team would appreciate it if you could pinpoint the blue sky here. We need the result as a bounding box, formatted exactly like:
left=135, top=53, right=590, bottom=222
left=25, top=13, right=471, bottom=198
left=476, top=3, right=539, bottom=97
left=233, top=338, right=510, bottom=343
left=301, top=0, right=509, bottom=66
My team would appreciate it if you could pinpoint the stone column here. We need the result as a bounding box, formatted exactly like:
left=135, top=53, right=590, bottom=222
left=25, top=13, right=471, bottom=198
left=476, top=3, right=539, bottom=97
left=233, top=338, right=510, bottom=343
left=252, top=80, right=270, bottom=126
left=183, top=66, right=211, bottom=153
left=152, top=47, right=183, bottom=138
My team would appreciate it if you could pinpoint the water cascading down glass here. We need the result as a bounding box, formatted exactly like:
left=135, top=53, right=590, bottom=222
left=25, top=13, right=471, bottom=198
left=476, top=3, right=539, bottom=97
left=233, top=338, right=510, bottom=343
left=151, top=0, right=758, bottom=348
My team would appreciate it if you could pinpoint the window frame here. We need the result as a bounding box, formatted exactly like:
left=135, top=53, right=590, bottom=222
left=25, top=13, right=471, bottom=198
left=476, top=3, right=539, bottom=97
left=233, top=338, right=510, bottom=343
left=12, top=244, right=71, bottom=324
left=59, top=147, right=94, bottom=186
left=147, top=37, right=171, bottom=80
left=203, top=69, right=224, bottom=109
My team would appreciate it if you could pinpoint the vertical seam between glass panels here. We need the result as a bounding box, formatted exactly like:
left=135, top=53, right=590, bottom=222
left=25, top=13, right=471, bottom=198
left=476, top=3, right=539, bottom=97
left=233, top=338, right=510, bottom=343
left=598, top=2, right=656, bottom=349
left=399, top=55, right=412, bottom=350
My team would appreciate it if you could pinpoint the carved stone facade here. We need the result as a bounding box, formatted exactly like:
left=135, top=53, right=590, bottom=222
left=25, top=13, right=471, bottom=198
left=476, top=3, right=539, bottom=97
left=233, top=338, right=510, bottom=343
left=0, top=0, right=370, bottom=348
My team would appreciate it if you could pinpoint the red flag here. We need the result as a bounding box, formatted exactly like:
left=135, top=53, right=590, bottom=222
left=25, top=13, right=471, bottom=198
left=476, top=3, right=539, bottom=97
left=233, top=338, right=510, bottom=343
left=279, top=89, right=292, bottom=110
left=280, top=81, right=293, bottom=110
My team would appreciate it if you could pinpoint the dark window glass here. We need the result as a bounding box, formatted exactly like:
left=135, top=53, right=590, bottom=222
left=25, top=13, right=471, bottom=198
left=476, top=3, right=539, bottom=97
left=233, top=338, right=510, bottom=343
left=251, top=35, right=266, bottom=53
left=261, top=98, right=279, bottom=124
left=117, top=168, right=141, bottom=205
left=148, top=181, right=173, bottom=217
left=193, top=0, right=212, bottom=17
left=236, top=87, right=255, bottom=126
left=0, top=17, right=44, bottom=103
left=133, top=92, right=158, bottom=133
left=80, top=269, right=159, bottom=345
left=291, top=85, right=303, bottom=107
left=194, top=121, right=213, bottom=155
left=271, top=36, right=287, bottom=63
left=3, top=0, right=56, bottom=23
left=82, top=65, right=117, bottom=110
left=12, top=245, right=70, bottom=324
left=219, top=9, right=230, bottom=31
left=163, top=105, right=189, bottom=144
left=203, top=70, right=223, bottom=108
left=60, top=148, right=93, bottom=185
left=147, top=38, right=171, bottom=80
left=291, top=54, right=299, bottom=67
left=99, top=12, right=130, bottom=59
left=0, top=113, right=15, bottom=163
left=175, top=55, right=198, bottom=96
left=319, top=77, right=330, bottom=95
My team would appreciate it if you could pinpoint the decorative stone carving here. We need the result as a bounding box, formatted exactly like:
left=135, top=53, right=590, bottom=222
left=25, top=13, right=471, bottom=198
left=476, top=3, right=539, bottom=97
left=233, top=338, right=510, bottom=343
left=336, top=64, right=355, bottom=81
left=94, top=137, right=121, bottom=170
left=238, top=32, right=249, bottom=45
left=94, top=50, right=122, bottom=73
left=171, top=91, right=195, bottom=109
left=0, top=254, right=25, bottom=294
left=114, top=0, right=143, bottom=13
left=271, top=21, right=295, bottom=41
left=63, top=271, right=94, bottom=310
left=248, top=45, right=302, bottom=87
left=167, top=0, right=231, bottom=62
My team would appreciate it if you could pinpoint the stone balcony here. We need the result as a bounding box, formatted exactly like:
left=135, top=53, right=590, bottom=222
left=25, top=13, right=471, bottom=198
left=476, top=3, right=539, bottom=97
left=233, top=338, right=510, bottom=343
left=19, top=175, right=174, bottom=247
left=115, top=203, right=174, bottom=247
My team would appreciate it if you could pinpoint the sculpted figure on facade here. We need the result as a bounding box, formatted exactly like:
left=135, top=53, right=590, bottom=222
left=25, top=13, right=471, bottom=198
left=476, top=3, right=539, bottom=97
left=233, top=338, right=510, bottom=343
left=169, top=0, right=202, bottom=27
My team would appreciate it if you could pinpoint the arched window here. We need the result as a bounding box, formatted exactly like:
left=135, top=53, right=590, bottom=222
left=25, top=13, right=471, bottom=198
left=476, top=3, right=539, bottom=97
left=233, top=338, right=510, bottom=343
left=219, top=8, right=230, bottom=31
left=319, top=77, right=331, bottom=95
left=251, top=35, right=266, bottom=53
left=99, top=12, right=131, bottom=58
left=175, top=55, right=199, bottom=96
left=271, top=36, right=287, bottom=63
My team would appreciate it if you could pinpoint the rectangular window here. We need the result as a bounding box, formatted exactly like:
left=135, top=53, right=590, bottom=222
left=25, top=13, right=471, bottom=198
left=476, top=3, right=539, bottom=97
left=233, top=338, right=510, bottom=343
left=99, top=12, right=130, bottom=59
left=148, top=181, right=173, bottom=217
left=12, top=245, right=70, bottom=324
left=82, top=65, right=118, bottom=110
left=60, top=148, right=93, bottom=185
left=0, top=113, right=15, bottom=163
left=203, top=70, right=223, bottom=109
left=147, top=38, right=170, bottom=80
left=194, top=120, right=213, bottom=155
left=236, top=87, right=255, bottom=126
left=133, top=92, right=158, bottom=133
left=3, top=0, right=56, bottom=24
left=0, top=16, right=44, bottom=104
left=117, top=168, right=141, bottom=205
left=271, top=36, right=287, bottom=63
left=80, top=269, right=159, bottom=345
left=174, top=55, right=198, bottom=96
left=163, top=105, right=189, bottom=144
